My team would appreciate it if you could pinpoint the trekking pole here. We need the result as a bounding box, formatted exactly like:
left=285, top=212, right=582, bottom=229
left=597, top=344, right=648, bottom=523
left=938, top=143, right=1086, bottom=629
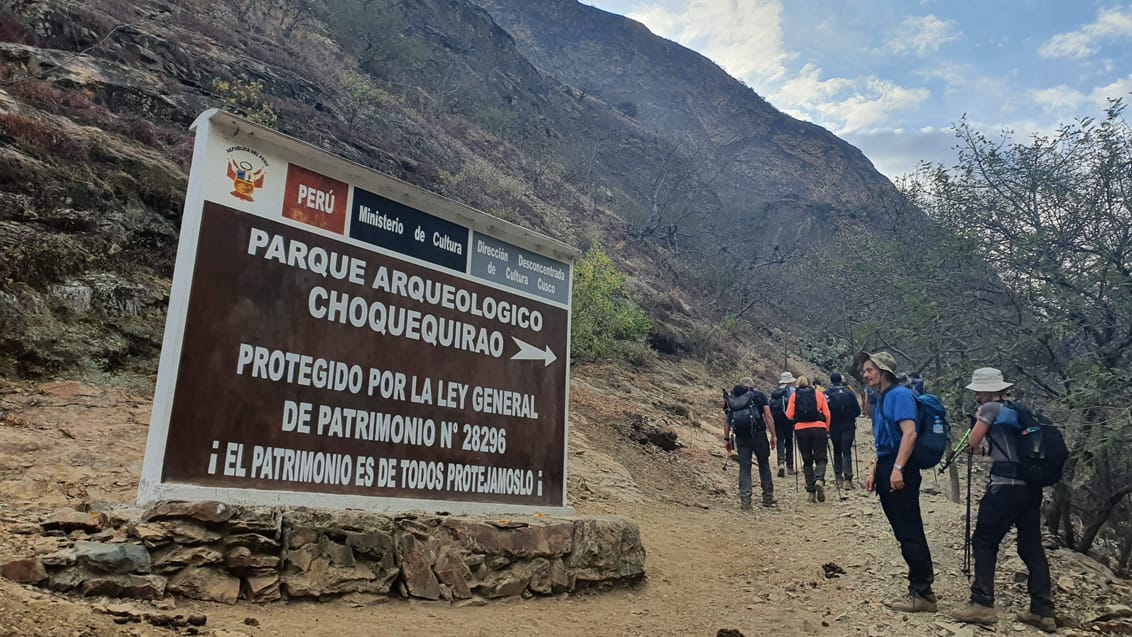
left=828, top=437, right=844, bottom=501
left=793, top=428, right=800, bottom=497
left=963, top=446, right=973, bottom=580
left=939, top=427, right=974, bottom=473
left=852, top=418, right=861, bottom=488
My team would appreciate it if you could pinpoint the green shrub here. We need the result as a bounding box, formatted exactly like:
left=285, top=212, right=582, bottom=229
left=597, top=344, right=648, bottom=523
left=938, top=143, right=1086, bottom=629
left=571, top=245, right=652, bottom=362
left=212, top=78, right=277, bottom=127
left=471, top=107, right=517, bottom=137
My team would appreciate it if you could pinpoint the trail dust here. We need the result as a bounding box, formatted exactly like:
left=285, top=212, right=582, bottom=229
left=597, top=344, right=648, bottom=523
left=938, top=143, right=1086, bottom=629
left=0, top=366, right=1123, bottom=636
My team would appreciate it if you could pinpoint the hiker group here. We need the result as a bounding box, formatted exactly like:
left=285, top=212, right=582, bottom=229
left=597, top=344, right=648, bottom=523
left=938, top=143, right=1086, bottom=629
left=721, top=353, right=1067, bottom=632
left=723, top=371, right=860, bottom=509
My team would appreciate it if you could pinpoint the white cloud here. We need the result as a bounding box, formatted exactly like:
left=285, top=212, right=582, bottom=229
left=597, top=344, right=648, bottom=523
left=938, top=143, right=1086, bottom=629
left=1089, top=74, right=1132, bottom=104
left=1028, top=86, right=1089, bottom=113
left=1040, top=6, right=1132, bottom=59
left=628, top=0, right=792, bottom=84
left=887, top=15, right=959, bottom=56
left=1027, top=75, right=1132, bottom=116
left=773, top=65, right=929, bottom=134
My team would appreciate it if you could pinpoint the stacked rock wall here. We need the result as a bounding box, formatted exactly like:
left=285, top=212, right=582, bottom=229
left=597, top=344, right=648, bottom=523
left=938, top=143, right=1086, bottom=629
left=2, top=502, right=645, bottom=605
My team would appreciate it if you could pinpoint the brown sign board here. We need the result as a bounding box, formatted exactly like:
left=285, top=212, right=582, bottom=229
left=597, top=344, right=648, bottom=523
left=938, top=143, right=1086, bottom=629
left=138, top=110, right=577, bottom=514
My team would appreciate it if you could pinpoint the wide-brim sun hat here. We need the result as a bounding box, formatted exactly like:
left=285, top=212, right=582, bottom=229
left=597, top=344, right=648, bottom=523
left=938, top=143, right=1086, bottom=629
left=966, top=367, right=1014, bottom=392
left=778, top=372, right=796, bottom=385
left=855, top=351, right=898, bottom=376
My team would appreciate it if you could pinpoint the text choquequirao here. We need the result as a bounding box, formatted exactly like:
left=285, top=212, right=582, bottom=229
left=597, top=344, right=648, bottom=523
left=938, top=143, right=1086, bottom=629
left=248, top=228, right=544, bottom=358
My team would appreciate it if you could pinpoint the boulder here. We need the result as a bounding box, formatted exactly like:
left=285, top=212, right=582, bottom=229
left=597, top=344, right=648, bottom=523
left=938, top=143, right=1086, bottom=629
left=151, top=545, right=224, bottom=572
left=280, top=556, right=391, bottom=599
left=443, top=518, right=574, bottom=558
left=47, top=567, right=87, bottom=591
left=40, top=549, right=77, bottom=568
left=225, top=506, right=281, bottom=537
left=160, top=520, right=223, bottom=545
left=97, top=507, right=143, bottom=529
left=41, top=509, right=102, bottom=533
left=80, top=574, right=166, bottom=600
left=1, top=558, right=48, bottom=584
left=567, top=517, right=646, bottom=584
left=144, top=501, right=231, bottom=525
left=475, top=561, right=534, bottom=598
left=224, top=546, right=279, bottom=572
left=395, top=532, right=440, bottom=600
left=222, top=533, right=280, bottom=553
left=245, top=574, right=281, bottom=602
left=167, top=567, right=240, bottom=604
left=129, top=523, right=172, bottom=548
left=75, top=541, right=151, bottom=574
left=433, top=550, right=472, bottom=599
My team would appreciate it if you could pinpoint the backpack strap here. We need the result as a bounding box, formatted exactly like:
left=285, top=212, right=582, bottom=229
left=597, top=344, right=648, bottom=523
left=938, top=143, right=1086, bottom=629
left=983, top=402, right=1025, bottom=478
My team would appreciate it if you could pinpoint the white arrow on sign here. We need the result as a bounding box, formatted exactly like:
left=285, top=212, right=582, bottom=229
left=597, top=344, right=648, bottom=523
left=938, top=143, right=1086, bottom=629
left=511, top=336, right=557, bottom=367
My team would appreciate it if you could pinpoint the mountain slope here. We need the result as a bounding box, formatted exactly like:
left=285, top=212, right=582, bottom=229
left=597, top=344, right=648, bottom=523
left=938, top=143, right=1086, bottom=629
left=477, top=0, right=897, bottom=226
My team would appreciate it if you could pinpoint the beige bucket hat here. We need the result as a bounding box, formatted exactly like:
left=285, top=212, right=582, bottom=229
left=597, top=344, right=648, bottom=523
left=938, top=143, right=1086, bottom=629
left=777, top=372, right=796, bottom=385
left=855, top=351, right=898, bottom=376
left=966, top=367, right=1014, bottom=392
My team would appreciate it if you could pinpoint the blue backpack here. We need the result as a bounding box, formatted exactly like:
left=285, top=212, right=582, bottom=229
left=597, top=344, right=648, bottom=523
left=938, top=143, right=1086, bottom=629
left=911, top=394, right=949, bottom=470
left=879, top=390, right=949, bottom=470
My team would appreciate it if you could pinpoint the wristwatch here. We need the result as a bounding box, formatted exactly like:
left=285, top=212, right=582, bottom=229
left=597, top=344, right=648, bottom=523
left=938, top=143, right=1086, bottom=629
left=894, top=463, right=904, bottom=471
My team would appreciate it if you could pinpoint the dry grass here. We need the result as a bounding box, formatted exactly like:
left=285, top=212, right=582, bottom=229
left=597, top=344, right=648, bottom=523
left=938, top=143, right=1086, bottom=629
left=0, top=112, right=89, bottom=160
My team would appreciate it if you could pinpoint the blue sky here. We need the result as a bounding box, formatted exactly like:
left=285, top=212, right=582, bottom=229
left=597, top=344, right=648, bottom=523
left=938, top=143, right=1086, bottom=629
left=583, top=0, right=1132, bottom=177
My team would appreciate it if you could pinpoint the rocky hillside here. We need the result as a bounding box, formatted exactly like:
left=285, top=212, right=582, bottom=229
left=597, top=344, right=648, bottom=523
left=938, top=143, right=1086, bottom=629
left=478, top=0, right=898, bottom=227
left=0, top=0, right=925, bottom=382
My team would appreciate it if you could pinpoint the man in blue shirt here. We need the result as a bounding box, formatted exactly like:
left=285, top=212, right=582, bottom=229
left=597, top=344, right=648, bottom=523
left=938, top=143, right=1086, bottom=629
left=858, top=350, right=937, bottom=613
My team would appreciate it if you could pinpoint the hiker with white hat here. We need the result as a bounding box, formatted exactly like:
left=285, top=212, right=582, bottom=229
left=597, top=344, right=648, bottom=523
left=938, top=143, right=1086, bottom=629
left=770, top=372, right=797, bottom=477
left=950, top=368, right=1057, bottom=632
left=857, top=350, right=938, bottom=613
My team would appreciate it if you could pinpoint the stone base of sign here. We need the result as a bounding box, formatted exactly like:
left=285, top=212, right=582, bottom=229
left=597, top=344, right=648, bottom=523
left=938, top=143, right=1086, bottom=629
left=4, top=503, right=645, bottom=605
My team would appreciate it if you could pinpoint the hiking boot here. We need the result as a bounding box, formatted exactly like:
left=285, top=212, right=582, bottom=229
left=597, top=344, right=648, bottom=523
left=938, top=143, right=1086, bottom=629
left=884, top=593, right=937, bottom=613
left=815, top=481, right=826, bottom=502
left=835, top=479, right=844, bottom=490
left=777, top=466, right=786, bottom=478
left=806, top=492, right=816, bottom=503
left=740, top=501, right=752, bottom=511
left=762, top=495, right=777, bottom=507
left=950, top=603, right=998, bottom=625
left=788, top=466, right=796, bottom=475
left=1017, top=612, right=1057, bottom=633
left=844, top=479, right=855, bottom=490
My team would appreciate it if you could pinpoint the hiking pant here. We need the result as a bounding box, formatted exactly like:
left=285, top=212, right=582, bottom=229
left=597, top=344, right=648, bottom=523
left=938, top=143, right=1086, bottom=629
left=971, top=484, right=1053, bottom=616
left=737, top=433, right=773, bottom=506
left=775, top=421, right=795, bottom=469
left=795, top=427, right=828, bottom=492
left=830, top=422, right=855, bottom=480
left=875, top=455, right=935, bottom=600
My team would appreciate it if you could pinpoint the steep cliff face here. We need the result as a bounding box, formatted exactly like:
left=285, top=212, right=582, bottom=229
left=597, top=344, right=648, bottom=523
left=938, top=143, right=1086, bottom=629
left=477, top=0, right=896, bottom=224
left=0, top=0, right=716, bottom=379
left=0, top=0, right=919, bottom=381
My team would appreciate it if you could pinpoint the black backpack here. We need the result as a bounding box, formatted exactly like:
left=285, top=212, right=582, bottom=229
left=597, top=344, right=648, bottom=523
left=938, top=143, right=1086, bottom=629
left=792, top=386, right=822, bottom=422
left=989, top=403, right=1069, bottom=487
left=725, top=391, right=763, bottom=439
left=769, top=387, right=791, bottom=427
left=826, top=385, right=861, bottom=422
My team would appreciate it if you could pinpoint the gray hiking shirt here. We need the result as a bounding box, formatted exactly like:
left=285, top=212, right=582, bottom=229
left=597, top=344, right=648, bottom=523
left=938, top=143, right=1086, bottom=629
left=975, top=401, right=1026, bottom=488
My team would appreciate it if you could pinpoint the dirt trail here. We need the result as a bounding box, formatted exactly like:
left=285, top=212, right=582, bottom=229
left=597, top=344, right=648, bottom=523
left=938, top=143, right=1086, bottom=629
left=0, top=369, right=1123, bottom=636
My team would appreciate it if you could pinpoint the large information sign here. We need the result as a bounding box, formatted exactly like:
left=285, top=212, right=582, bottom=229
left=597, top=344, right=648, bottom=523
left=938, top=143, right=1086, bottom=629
left=138, top=110, right=577, bottom=514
